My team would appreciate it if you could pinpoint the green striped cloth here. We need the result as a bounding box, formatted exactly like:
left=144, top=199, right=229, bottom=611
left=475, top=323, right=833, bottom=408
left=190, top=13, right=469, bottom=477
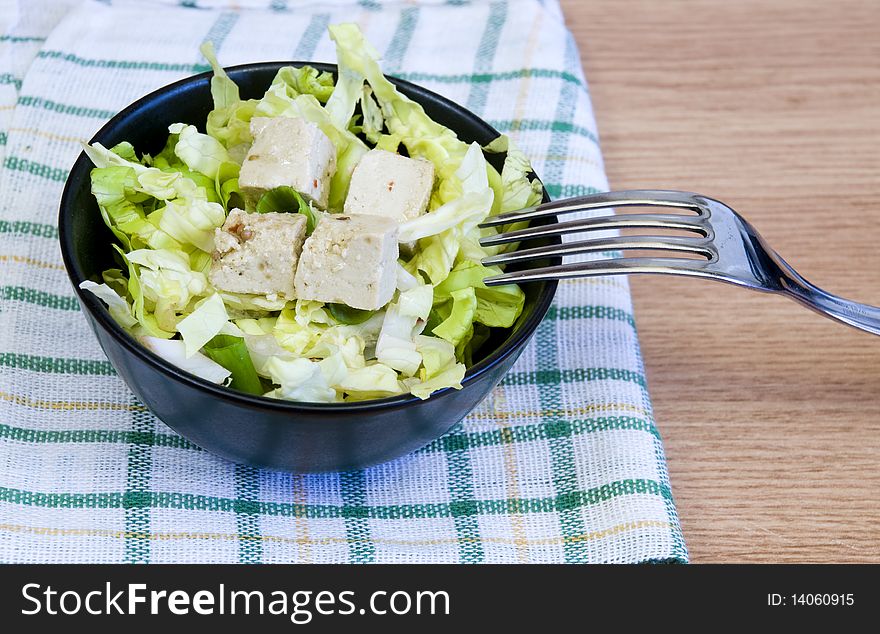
left=0, top=0, right=687, bottom=563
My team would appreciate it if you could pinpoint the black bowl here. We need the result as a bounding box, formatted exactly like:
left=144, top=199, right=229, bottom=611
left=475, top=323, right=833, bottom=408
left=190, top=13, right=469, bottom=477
left=59, top=62, right=559, bottom=472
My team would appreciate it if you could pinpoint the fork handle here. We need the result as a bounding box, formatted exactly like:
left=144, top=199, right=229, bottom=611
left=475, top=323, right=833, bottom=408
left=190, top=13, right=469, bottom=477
left=776, top=264, right=880, bottom=336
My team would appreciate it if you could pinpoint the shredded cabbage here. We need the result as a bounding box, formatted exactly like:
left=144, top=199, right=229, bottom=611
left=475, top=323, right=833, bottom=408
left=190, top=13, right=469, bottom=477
left=140, top=336, right=231, bottom=385
left=81, top=23, right=543, bottom=403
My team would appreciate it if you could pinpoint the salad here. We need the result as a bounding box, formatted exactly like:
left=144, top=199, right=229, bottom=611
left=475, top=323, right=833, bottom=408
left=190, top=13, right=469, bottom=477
left=80, top=24, right=542, bottom=403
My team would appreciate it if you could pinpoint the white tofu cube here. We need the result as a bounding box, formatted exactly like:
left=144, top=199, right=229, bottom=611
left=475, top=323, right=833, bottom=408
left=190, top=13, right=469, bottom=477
left=294, top=214, right=399, bottom=310
left=343, top=149, right=434, bottom=223
left=239, top=116, right=336, bottom=210
left=209, top=208, right=307, bottom=298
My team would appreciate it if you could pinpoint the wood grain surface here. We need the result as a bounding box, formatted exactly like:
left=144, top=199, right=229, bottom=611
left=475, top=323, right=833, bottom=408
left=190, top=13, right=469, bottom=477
left=559, top=0, right=880, bottom=562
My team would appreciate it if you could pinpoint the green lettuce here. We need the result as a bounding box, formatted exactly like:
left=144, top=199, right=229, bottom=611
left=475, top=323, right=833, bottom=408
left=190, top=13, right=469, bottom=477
left=271, top=65, right=336, bottom=103
left=329, top=23, right=469, bottom=178
left=85, top=141, right=226, bottom=257
left=407, top=335, right=466, bottom=399
left=375, top=284, right=433, bottom=376
left=397, top=142, right=494, bottom=244
left=327, top=303, right=375, bottom=325
left=176, top=292, right=230, bottom=357
left=201, top=41, right=239, bottom=110
left=434, top=260, right=525, bottom=328
left=141, top=336, right=231, bottom=384
left=263, top=356, right=337, bottom=402
left=201, top=41, right=258, bottom=161
left=219, top=292, right=290, bottom=315
left=202, top=334, right=263, bottom=394
left=156, top=198, right=225, bottom=254
left=168, top=123, right=234, bottom=181
left=124, top=248, right=211, bottom=333
left=79, top=281, right=138, bottom=329
left=256, top=186, right=321, bottom=234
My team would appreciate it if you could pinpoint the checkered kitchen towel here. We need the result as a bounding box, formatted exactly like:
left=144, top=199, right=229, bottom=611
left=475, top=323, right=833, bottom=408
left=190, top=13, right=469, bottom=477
left=0, top=0, right=687, bottom=563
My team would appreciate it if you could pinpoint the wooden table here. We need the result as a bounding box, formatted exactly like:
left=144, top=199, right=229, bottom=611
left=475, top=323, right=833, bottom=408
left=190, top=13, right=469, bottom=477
left=560, top=0, right=880, bottom=562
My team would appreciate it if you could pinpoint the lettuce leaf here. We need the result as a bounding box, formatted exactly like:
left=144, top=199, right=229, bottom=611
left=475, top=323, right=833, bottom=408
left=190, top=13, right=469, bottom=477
left=256, top=186, right=321, bottom=234
left=407, top=335, right=466, bottom=399
left=200, top=41, right=260, bottom=163
left=337, top=363, right=403, bottom=399
left=324, top=64, right=364, bottom=131
left=79, top=281, right=138, bottom=329
left=125, top=248, right=211, bottom=332
left=434, top=260, right=525, bottom=328
left=207, top=99, right=259, bottom=162
left=141, top=336, right=231, bottom=384
left=375, top=306, right=421, bottom=376
left=329, top=23, right=469, bottom=176
left=271, top=65, right=335, bottom=103
left=156, top=197, right=225, bottom=254
left=327, top=303, right=375, bottom=325
left=200, top=41, right=239, bottom=110
left=85, top=141, right=225, bottom=256
left=202, top=334, right=263, bottom=394
left=431, top=287, right=477, bottom=347
left=483, top=134, right=543, bottom=213
left=167, top=123, right=240, bottom=212
left=359, top=85, right=384, bottom=145
left=398, top=142, right=493, bottom=243
left=263, top=356, right=338, bottom=402
left=168, top=123, right=233, bottom=181
left=176, top=292, right=230, bottom=357
left=219, top=292, right=290, bottom=315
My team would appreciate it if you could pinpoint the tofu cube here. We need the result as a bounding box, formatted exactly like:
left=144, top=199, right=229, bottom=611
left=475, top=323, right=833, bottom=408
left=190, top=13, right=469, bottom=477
left=343, top=149, right=434, bottom=223
left=209, top=208, right=307, bottom=298
left=294, top=214, right=399, bottom=310
left=239, top=116, right=336, bottom=210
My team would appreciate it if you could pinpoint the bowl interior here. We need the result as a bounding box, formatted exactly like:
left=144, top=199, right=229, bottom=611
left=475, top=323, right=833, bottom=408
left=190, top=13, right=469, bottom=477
left=61, top=62, right=559, bottom=408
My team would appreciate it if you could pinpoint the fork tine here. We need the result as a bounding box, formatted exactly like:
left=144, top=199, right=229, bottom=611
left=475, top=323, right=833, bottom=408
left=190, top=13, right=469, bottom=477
left=479, top=189, right=703, bottom=228
left=483, top=257, right=708, bottom=286
left=482, top=235, right=713, bottom=266
left=479, top=213, right=707, bottom=247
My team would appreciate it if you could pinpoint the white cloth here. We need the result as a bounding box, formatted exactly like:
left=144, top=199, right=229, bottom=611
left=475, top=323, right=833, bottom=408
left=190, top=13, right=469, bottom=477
left=0, top=0, right=687, bottom=563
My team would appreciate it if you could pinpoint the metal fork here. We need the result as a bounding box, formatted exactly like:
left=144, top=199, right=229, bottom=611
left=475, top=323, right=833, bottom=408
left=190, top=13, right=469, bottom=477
left=479, top=190, right=880, bottom=336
